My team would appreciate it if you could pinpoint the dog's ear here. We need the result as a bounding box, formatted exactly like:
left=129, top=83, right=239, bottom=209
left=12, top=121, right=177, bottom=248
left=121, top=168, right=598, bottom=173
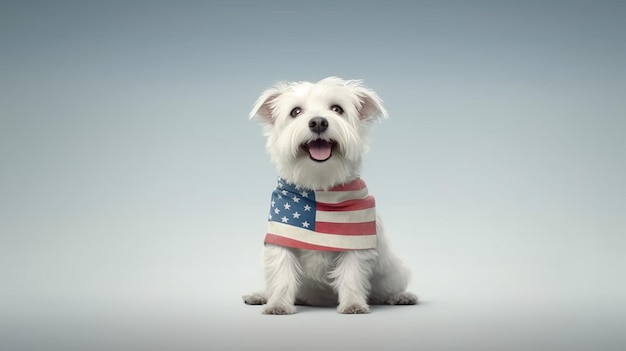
left=352, top=84, right=389, bottom=121
left=249, top=87, right=283, bottom=124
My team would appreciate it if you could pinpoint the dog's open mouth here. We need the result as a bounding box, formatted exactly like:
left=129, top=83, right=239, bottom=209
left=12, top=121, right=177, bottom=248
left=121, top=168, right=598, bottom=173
left=302, top=139, right=336, bottom=162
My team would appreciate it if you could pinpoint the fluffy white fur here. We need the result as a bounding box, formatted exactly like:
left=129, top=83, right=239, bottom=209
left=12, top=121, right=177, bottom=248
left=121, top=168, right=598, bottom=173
left=244, top=77, right=417, bottom=314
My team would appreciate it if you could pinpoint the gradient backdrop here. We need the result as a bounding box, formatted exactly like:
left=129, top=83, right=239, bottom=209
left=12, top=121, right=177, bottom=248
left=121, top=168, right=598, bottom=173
left=1, top=1, right=625, bottom=350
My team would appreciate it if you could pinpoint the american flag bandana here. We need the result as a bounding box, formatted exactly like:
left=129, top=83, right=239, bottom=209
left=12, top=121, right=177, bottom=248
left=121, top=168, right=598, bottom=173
left=264, top=177, right=377, bottom=251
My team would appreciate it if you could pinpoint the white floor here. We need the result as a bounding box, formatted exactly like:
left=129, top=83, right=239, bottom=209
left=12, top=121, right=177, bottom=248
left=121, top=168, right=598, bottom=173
left=2, top=293, right=624, bottom=351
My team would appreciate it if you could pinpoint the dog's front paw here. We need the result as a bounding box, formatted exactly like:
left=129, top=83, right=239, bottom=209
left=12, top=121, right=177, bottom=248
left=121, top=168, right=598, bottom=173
left=338, top=303, right=370, bottom=314
left=262, top=304, right=296, bottom=315
left=385, top=292, right=418, bottom=305
left=242, top=292, right=267, bottom=305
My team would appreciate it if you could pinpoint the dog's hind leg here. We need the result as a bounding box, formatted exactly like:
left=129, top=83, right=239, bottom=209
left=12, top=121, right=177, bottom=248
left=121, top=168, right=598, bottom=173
left=242, top=291, right=267, bottom=305
left=262, top=245, right=301, bottom=315
left=368, top=217, right=418, bottom=306
left=385, top=291, right=418, bottom=305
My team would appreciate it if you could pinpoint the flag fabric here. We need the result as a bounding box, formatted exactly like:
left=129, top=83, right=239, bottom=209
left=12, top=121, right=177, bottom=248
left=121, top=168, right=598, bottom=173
left=264, top=177, right=377, bottom=251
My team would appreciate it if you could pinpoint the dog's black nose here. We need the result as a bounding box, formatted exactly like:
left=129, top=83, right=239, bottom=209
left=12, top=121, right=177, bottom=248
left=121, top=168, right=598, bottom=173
left=308, top=117, right=329, bottom=134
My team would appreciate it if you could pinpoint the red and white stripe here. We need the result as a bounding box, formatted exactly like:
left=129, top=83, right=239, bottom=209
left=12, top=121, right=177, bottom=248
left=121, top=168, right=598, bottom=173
left=264, top=179, right=377, bottom=251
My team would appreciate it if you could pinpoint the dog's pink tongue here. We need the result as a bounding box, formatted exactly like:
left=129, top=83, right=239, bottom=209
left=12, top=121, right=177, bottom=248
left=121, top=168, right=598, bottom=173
left=308, top=140, right=332, bottom=161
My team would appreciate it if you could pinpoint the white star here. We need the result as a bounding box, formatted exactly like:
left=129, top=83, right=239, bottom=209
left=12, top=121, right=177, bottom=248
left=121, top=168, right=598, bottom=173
left=274, top=208, right=280, bottom=214
left=292, top=211, right=301, bottom=219
left=268, top=214, right=272, bottom=220
left=302, top=221, right=310, bottom=228
left=301, top=191, right=309, bottom=198
left=271, top=200, right=275, bottom=207
left=281, top=216, right=289, bottom=223
left=303, top=204, right=311, bottom=211
left=282, top=190, right=288, bottom=196
left=292, top=196, right=300, bottom=203
left=284, top=202, right=291, bottom=210
left=277, top=194, right=282, bottom=199
left=278, top=182, right=283, bottom=188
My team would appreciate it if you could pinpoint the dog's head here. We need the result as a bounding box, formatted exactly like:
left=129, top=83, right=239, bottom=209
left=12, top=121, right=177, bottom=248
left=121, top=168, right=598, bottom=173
left=250, top=77, right=388, bottom=190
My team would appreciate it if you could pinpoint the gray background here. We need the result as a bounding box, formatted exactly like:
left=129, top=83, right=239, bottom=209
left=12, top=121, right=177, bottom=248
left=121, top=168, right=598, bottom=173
left=1, top=0, right=624, bottom=350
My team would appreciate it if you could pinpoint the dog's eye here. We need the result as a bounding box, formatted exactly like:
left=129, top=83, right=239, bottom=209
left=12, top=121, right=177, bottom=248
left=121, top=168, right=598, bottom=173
left=290, top=107, right=302, bottom=118
left=330, top=105, right=344, bottom=115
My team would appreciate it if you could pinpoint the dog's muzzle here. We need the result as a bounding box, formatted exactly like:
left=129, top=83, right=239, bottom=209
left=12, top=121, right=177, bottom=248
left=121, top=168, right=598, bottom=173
left=304, top=117, right=335, bottom=162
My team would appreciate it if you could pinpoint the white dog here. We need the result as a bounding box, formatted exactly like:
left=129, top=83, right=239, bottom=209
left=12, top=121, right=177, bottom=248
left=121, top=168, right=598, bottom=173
left=243, top=77, right=417, bottom=314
